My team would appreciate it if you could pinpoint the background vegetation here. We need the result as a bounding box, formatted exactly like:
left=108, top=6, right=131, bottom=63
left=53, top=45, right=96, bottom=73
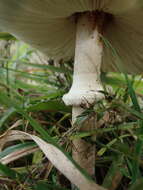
left=0, top=34, right=143, bottom=190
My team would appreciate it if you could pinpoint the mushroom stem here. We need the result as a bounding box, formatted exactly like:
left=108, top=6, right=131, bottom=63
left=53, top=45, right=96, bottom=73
left=63, top=12, right=103, bottom=107
left=63, top=12, right=104, bottom=176
left=72, top=106, right=96, bottom=176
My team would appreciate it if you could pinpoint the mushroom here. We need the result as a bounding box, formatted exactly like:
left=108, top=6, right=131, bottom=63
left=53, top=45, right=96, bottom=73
left=0, top=0, right=143, bottom=184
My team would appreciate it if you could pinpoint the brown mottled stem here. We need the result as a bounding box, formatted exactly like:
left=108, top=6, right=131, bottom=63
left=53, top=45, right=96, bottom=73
left=63, top=12, right=104, bottom=177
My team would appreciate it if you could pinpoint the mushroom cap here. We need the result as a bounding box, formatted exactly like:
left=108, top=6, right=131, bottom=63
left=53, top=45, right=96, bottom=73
left=0, top=0, right=143, bottom=73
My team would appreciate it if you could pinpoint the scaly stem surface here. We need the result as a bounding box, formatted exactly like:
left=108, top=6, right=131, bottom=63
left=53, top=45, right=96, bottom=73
left=63, top=12, right=103, bottom=177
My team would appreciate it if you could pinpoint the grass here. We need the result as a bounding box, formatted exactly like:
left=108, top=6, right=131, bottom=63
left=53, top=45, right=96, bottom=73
left=0, top=37, right=143, bottom=190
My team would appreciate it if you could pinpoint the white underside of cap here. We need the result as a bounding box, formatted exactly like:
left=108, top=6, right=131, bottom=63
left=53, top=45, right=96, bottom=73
left=0, top=0, right=143, bottom=73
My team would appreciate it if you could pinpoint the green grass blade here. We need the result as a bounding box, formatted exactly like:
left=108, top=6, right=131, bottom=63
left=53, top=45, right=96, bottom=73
left=0, top=142, right=36, bottom=159
left=0, top=163, right=18, bottom=180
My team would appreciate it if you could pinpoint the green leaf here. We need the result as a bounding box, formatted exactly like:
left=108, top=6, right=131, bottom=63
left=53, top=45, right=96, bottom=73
left=103, top=156, right=123, bottom=189
left=124, top=74, right=140, bottom=112
left=32, top=150, right=43, bottom=164
left=128, top=179, right=143, bottom=190
left=21, top=62, right=72, bottom=74
left=124, top=74, right=143, bottom=183
left=0, top=142, right=36, bottom=159
left=0, top=108, right=16, bottom=129
left=34, top=182, right=69, bottom=190
left=27, top=100, right=71, bottom=113
left=0, top=32, right=16, bottom=40
left=0, top=163, right=18, bottom=179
